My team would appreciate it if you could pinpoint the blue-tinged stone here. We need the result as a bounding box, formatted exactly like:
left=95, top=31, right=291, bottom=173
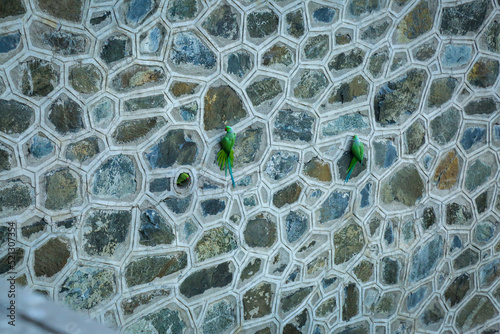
left=164, top=194, right=192, bottom=215
left=441, top=44, right=472, bottom=68
left=313, top=7, right=335, bottom=23
left=475, top=221, right=495, bottom=243
left=181, top=219, right=198, bottom=242
left=237, top=175, right=252, bottom=187
left=409, top=235, right=444, bottom=282
left=461, top=127, right=485, bottom=151
left=321, top=114, right=369, bottom=137
left=465, top=159, right=492, bottom=192
left=407, top=286, right=427, bottom=311
left=384, top=221, right=394, bottom=245
left=127, top=0, right=153, bottom=24
left=92, top=155, right=137, bottom=199
left=90, top=98, right=114, bottom=127
left=322, top=276, right=337, bottom=289
left=227, top=51, right=253, bottom=78
left=139, top=208, right=174, bottom=246
left=479, top=259, right=500, bottom=287
left=141, top=27, right=161, bottom=53
left=265, top=151, right=299, bottom=180
left=167, top=0, right=198, bottom=22
left=494, top=125, right=500, bottom=142
left=374, top=140, right=398, bottom=168
left=145, top=129, right=199, bottom=169
left=149, top=177, right=170, bottom=193
left=124, top=308, right=187, bottom=334
left=243, top=195, right=256, bottom=207
left=200, top=199, right=226, bottom=216
left=0, top=32, right=21, bottom=54
left=170, top=31, right=216, bottom=69
left=451, top=235, right=462, bottom=252
left=360, top=182, right=372, bottom=208
left=319, top=190, right=350, bottom=223
left=273, top=110, right=315, bottom=143
left=285, top=211, right=308, bottom=243
left=29, top=134, right=54, bottom=159
left=179, top=102, right=198, bottom=122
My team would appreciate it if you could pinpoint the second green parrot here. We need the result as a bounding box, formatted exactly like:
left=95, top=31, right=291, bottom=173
left=217, top=126, right=236, bottom=187
left=344, top=135, right=364, bottom=184
left=176, top=173, right=190, bottom=185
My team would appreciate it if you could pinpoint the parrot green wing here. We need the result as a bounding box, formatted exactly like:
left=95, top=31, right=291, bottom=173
left=221, top=133, right=235, bottom=153
left=352, top=141, right=364, bottom=163
left=176, top=173, right=189, bottom=185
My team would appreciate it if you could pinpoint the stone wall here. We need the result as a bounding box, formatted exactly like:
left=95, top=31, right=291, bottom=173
left=1, top=0, right=500, bottom=333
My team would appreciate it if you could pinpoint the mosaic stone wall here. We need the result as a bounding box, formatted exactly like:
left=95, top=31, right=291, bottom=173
left=1, top=0, right=500, bottom=332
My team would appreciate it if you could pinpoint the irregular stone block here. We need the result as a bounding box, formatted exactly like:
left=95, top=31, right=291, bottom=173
left=467, top=57, right=499, bottom=88
left=244, top=213, right=277, bottom=248
left=393, top=1, right=435, bottom=44
left=112, top=117, right=165, bottom=145
left=303, top=34, right=329, bottom=60
left=195, top=226, right=237, bottom=262
left=34, top=238, right=70, bottom=278
left=125, top=252, right=187, bottom=286
left=0, top=99, right=34, bottom=135
left=37, top=0, right=83, bottom=22
left=319, top=190, right=350, bottom=224
left=409, top=235, right=443, bottom=282
left=265, top=150, right=299, bottom=180
left=440, top=0, right=491, bottom=36
left=169, top=31, right=216, bottom=73
left=273, top=109, right=315, bottom=143
left=455, top=296, right=498, bottom=332
left=48, top=94, right=84, bottom=135
left=92, top=155, right=137, bottom=199
left=145, top=129, right=201, bottom=168
left=44, top=168, right=80, bottom=210
left=430, top=107, right=461, bottom=145
left=139, top=208, right=174, bottom=246
left=69, top=63, right=102, bottom=95
left=382, top=165, right=424, bottom=207
left=247, top=9, right=279, bottom=39
left=100, top=34, right=132, bottom=66
left=427, top=77, right=458, bottom=108
left=65, top=136, right=102, bottom=164
left=179, top=261, right=233, bottom=298
left=110, top=65, right=166, bottom=92
left=202, top=3, right=239, bottom=41
left=203, top=84, right=247, bottom=131
left=243, top=282, right=275, bottom=320
left=334, top=222, right=365, bottom=265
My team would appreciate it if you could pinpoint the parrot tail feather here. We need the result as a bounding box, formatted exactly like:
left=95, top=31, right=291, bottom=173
left=344, top=158, right=357, bottom=184
left=228, top=158, right=236, bottom=187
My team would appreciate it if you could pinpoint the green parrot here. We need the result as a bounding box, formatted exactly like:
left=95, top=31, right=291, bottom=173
left=217, top=126, right=236, bottom=187
left=176, top=173, right=190, bottom=185
left=344, top=135, right=364, bottom=184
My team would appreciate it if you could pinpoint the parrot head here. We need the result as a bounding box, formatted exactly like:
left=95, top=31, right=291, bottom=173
left=225, top=126, right=232, bottom=132
left=353, top=135, right=359, bottom=141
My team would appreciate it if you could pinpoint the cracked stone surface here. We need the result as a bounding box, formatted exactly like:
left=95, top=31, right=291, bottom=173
left=1, top=1, right=500, bottom=333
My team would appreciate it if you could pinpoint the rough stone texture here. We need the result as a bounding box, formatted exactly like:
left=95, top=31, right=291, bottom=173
left=3, top=1, right=500, bottom=332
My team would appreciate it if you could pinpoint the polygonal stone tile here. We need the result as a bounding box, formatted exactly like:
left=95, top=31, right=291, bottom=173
left=125, top=252, right=188, bottom=286
left=464, top=96, right=499, bottom=118
left=123, top=304, right=193, bottom=333
left=327, top=74, right=369, bottom=106
left=23, top=132, right=56, bottom=165
left=139, top=23, right=168, bottom=56
left=118, top=0, right=158, bottom=28
left=202, top=297, right=237, bottom=334
left=68, top=63, right=103, bottom=96
left=0, top=99, right=35, bottom=136
left=464, top=152, right=497, bottom=193
left=412, top=36, right=439, bottom=62
left=65, top=136, right=104, bottom=165
left=201, top=2, right=241, bottom=46
left=440, top=43, right=474, bottom=69
left=372, top=137, right=398, bottom=173
left=368, top=47, right=389, bottom=78
left=303, top=157, right=332, bottom=183
left=89, top=96, right=115, bottom=130
left=246, top=75, right=284, bottom=114
left=409, top=234, right=444, bottom=283
left=302, top=34, right=329, bottom=61
left=59, top=266, right=117, bottom=311
left=11, top=57, right=60, bottom=98
left=43, top=167, right=81, bottom=211
left=455, top=295, right=498, bottom=332
left=165, top=0, right=202, bottom=23
left=88, top=10, right=113, bottom=32
left=47, top=93, right=85, bottom=135
left=427, top=76, right=458, bottom=108
left=342, top=283, right=359, bottom=321
left=467, top=57, right=499, bottom=89
left=246, top=7, right=279, bottom=45
left=262, top=42, right=296, bottom=72
left=179, top=261, right=234, bottom=299
left=244, top=212, right=277, bottom=250
left=0, top=141, right=16, bottom=172
left=308, top=2, right=339, bottom=27
left=473, top=217, right=498, bottom=247
left=292, top=68, right=329, bottom=102
left=111, top=116, right=166, bottom=145
left=233, top=122, right=268, bottom=169
left=390, top=51, right=408, bottom=72
left=99, top=33, right=132, bottom=67
left=460, top=123, right=487, bottom=154
left=120, top=289, right=171, bottom=319
left=272, top=107, right=316, bottom=145
left=33, top=237, right=71, bottom=280
left=440, top=0, right=492, bottom=37
left=272, top=181, right=303, bottom=209
left=224, top=48, right=254, bottom=81
left=479, top=15, right=500, bottom=54
left=264, top=150, right=300, bottom=182
left=138, top=208, right=175, bottom=247
left=0, top=0, right=26, bottom=21
left=243, top=281, right=275, bottom=320
left=36, top=0, right=84, bottom=23
left=91, top=154, right=139, bottom=200
left=123, top=94, right=167, bottom=113
left=321, top=112, right=371, bottom=138
left=346, top=0, right=385, bottom=20
left=374, top=68, right=427, bottom=126
left=381, top=165, right=425, bottom=209
left=203, top=82, right=247, bottom=132
left=328, top=47, right=366, bottom=76
left=317, top=190, right=350, bottom=225
left=285, top=8, right=305, bottom=40
left=334, top=221, right=365, bottom=265
left=430, top=107, right=461, bottom=146
left=0, top=178, right=33, bottom=218
left=404, top=119, right=426, bottom=155
left=168, top=30, right=217, bottom=76
left=195, top=226, right=237, bottom=262
left=335, top=27, right=354, bottom=45
left=392, top=1, right=436, bottom=44
left=361, top=17, right=392, bottom=44
left=0, top=30, right=22, bottom=64
left=110, top=64, right=166, bottom=92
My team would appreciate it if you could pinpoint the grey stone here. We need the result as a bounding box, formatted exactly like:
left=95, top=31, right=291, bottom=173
left=483, top=19, right=500, bottom=53
left=139, top=208, right=174, bottom=246
left=382, top=166, right=424, bottom=207
left=166, top=0, right=198, bottom=22
left=361, top=17, right=391, bottom=42
left=110, top=65, right=166, bottom=92
left=233, top=124, right=265, bottom=168
left=280, top=286, right=313, bottom=314
left=121, top=289, right=171, bottom=317
left=125, top=252, right=187, bottom=286
left=342, top=283, right=359, bottom=321
left=409, top=235, right=444, bottom=282
left=430, top=107, right=461, bottom=145
left=427, top=77, right=458, bottom=108
left=474, top=221, right=496, bottom=244
left=44, top=168, right=79, bottom=210
left=368, top=48, right=389, bottom=77
left=247, top=9, right=279, bottom=39
left=303, top=157, right=332, bottom=182
left=246, top=77, right=283, bottom=107
left=244, top=213, right=277, bottom=248
left=440, top=0, right=491, bottom=36
left=293, top=69, right=328, bottom=100
left=164, top=194, right=192, bottom=215
left=444, top=273, right=471, bottom=307
left=319, top=191, right=350, bottom=224
left=202, top=4, right=239, bottom=41
left=464, top=97, right=498, bottom=116
left=273, top=109, right=315, bottom=143
left=328, top=75, right=369, bottom=104
left=180, top=261, right=233, bottom=298
left=413, top=37, right=438, bottom=61
left=455, top=296, right=498, bottom=332
left=123, top=307, right=189, bottom=334
left=0, top=31, right=21, bottom=55
left=304, top=35, right=329, bottom=60
left=112, top=117, right=164, bottom=144
left=374, top=139, right=398, bottom=169
left=446, top=202, right=473, bottom=226
left=149, top=177, right=170, bottom=193
left=60, top=267, right=116, bottom=310
left=226, top=50, right=253, bottom=78
left=139, top=24, right=166, bottom=55
left=467, top=58, right=499, bottom=88
left=28, top=133, right=53, bottom=159
left=145, top=129, right=200, bottom=168
left=285, top=211, right=308, bottom=244
left=273, top=182, right=302, bottom=208
left=285, top=9, right=304, bottom=39
left=311, top=6, right=336, bottom=24
left=382, top=257, right=400, bottom=285
left=90, top=97, right=114, bottom=128
left=18, top=58, right=59, bottom=97
left=422, top=207, right=436, bottom=230
left=262, top=43, right=294, bottom=70
left=240, top=258, right=262, bottom=282
left=479, top=259, right=500, bottom=288
left=48, top=94, right=84, bottom=135
left=124, top=0, right=157, bottom=27
left=92, top=155, right=137, bottom=199
left=0, top=0, right=26, bottom=19
left=195, top=227, right=237, bottom=262
left=0, top=248, right=24, bottom=275
left=322, top=114, right=370, bottom=137
left=243, top=282, right=274, bottom=320
left=202, top=298, right=237, bottom=334
left=65, top=137, right=101, bottom=163
left=374, top=68, right=427, bottom=125
left=407, top=286, right=428, bottom=311
left=37, top=0, right=83, bottom=22
left=390, top=51, right=408, bottom=71
left=83, top=210, right=131, bottom=259
left=347, top=0, right=383, bottom=19
left=124, top=94, right=166, bottom=112
left=21, top=218, right=47, bottom=239
left=453, top=248, right=479, bottom=270
left=465, top=159, right=492, bottom=192
left=328, top=48, right=365, bottom=73
left=100, top=34, right=132, bottom=65
left=334, top=222, right=364, bottom=264
left=360, top=182, right=372, bottom=208
left=405, top=119, right=425, bottom=154
left=34, top=22, right=89, bottom=56
left=265, top=151, right=299, bottom=180
left=441, top=44, right=473, bottom=68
